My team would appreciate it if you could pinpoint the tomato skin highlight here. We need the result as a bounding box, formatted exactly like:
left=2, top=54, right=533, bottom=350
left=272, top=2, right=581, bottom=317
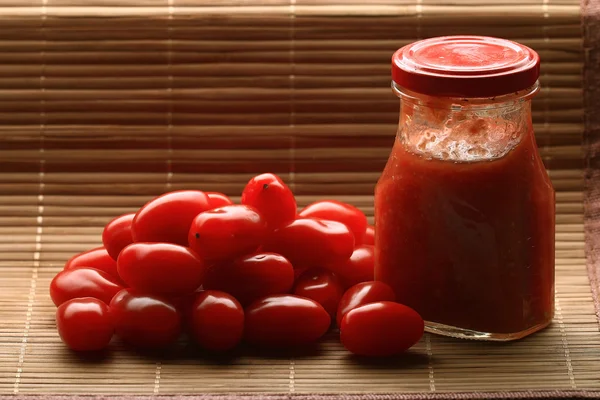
left=340, top=301, right=424, bottom=357
left=241, top=173, right=296, bottom=230
left=263, top=218, right=355, bottom=268
left=56, top=297, right=114, bottom=352
left=190, top=290, right=244, bottom=352
left=50, top=267, right=124, bottom=307
left=64, top=247, right=119, bottom=281
left=336, top=281, right=396, bottom=326
left=206, top=192, right=234, bottom=209
left=132, top=190, right=212, bottom=246
left=360, top=225, right=375, bottom=246
left=203, top=252, right=294, bottom=306
left=188, top=205, right=267, bottom=263
left=327, top=245, right=374, bottom=288
left=298, top=200, right=367, bottom=244
left=102, top=213, right=135, bottom=261
left=117, top=243, right=207, bottom=295
left=109, top=289, right=182, bottom=348
left=294, top=268, right=344, bottom=318
left=244, top=294, right=330, bottom=348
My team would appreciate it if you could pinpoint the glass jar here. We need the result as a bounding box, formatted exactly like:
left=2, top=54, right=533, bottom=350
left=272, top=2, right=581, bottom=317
left=374, top=36, right=555, bottom=341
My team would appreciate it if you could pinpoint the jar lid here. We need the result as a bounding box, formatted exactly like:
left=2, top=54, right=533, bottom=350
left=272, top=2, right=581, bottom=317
left=391, top=36, right=540, bottom=98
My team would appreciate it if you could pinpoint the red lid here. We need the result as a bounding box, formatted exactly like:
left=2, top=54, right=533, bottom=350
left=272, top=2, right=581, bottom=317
left=392, top=36, right=540, bottom=98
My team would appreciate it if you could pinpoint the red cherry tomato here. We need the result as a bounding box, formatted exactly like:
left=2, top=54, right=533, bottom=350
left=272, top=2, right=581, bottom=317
left=241, top=173, right=296, bottom=230
left=299, top=200, right=367, bottom=244
left=109, top=289, right=182, bottom=348
left=244, top=294, right=330, bottom=348
left=360, top=225, right=375, bottom=246
left=64, top=247, right=119, bottom=281
left=340, top=301, right=424, bottom=357
left=336, top=281, right=396, bottom=326
left=102, top=213, right=135, bottom=261
left=173, top=290, right=202, bottom=315
left=293, top=268, right=344, bottom=318
left=190, top=290, right=244, bottom=352
left=117, top=243, right=207, bottom=295
left=327, top=245, right=374, bottom=288
left=188, top=205, right=266, bottom=263
left=56, top=297, right=114, bottom=351
left=263, top=218, right=354, bottom=268
left=294, top=267, right=308, bottom=282
left=206, top=192, right=234, bottom=209
left=203, top=252, right=294, bottom=306
left=132, top=190, right=212, bottom=246
left=172, top=289, right=204, bottom=333
left=50, top=267, right=124, bottom=307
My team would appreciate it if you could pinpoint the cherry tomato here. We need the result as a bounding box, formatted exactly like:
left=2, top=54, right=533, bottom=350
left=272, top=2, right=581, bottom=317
left=241, top=173, right=296, bottom=230
left=327, top=245, right=374, bottom=288
left=132, top=190, right=212, bottom=246
left=298, top=200, right=367, bottom=244
left=109, top=288, right=182, bottom=348
left=336, top=281, right=396, bottom=326
left=294, top=267, right=308, bottom=282
left=244, top=294, right=330, bottom=348
left=190, top=290, right=244, bottom=352
left=360, top=225, right=375, bottom=246
left=64, top=247, right=119, bottom=281
left=56, top=297, right=114, bottom=351
left=50, top=267, right=124, bottom=307
left=102, top=213, right=135, bottom=261
left=173, top=290, right=202, bottom=315
left=293, top=268, right=344, bottom=318
left=117, top=243, right=207, bottom=295
left=206, top=192, right=234, bottom=209
left=203, top=252, right=294, bottom=306
left=263, top=218, right=354, bottom=268
left=172, top=289, right=204, bottom=333
left=340, top=301, right=424, bottom=357
left=188, top=205, right=266, bottom=263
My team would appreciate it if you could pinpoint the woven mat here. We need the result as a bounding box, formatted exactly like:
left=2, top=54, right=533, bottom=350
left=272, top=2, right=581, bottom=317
left=1, top=0, right=600, bottom=398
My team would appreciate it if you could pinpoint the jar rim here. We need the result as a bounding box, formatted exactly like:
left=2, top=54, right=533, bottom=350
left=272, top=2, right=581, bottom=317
left=392, top=81, right=540, bottom=110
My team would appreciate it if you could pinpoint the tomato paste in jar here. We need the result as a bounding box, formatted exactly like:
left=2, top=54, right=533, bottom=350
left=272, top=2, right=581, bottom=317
left=374, top=36, right=555, bottom=340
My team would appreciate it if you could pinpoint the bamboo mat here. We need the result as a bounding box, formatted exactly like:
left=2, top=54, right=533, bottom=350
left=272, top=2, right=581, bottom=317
left=1, top=0, right=600, bottom=398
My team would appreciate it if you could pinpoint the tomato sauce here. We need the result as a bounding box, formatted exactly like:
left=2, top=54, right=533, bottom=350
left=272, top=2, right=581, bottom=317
left=375, top=121, right=555, bottom=337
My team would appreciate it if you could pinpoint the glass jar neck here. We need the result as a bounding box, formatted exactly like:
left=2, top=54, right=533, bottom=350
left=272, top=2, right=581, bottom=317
left=393, top=83, right=538, bottom=163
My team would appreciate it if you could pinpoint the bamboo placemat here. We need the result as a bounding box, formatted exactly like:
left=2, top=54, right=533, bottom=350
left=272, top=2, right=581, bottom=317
left=1, top=0, right=600, bottom=398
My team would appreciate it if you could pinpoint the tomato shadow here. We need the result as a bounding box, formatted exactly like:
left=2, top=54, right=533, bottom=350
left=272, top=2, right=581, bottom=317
left=117, top=340, right=244, bottom=365
left=175, top=342, right=246, bottom=364
left=118, top=342, right=323, bottom=365
left=347, top=350, right=430, bottom=369
left=118, top=344, right=182, bottom=361
left=68, top=348, right=113, bottom=364
left=242, top=342, right=326, bottom=360
left=166, top=341, right=326, bottom=363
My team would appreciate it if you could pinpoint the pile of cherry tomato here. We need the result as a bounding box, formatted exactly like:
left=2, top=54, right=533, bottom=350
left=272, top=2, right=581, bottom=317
left=50, top=173, right=424, bottom=357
